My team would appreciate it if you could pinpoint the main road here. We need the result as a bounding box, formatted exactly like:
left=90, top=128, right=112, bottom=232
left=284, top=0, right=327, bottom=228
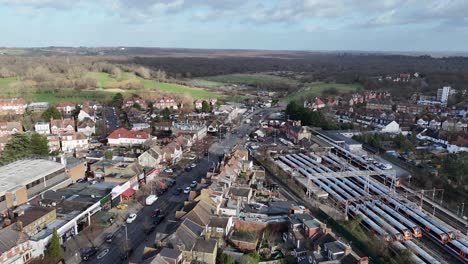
left=82, top=106, right=281, bottom=264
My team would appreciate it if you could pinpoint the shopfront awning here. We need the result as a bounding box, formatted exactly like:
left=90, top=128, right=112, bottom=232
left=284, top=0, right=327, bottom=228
left=121, top=188, right=136, bottom=198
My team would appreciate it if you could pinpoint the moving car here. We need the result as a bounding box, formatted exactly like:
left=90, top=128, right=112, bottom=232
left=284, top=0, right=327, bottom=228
left=81, top=247, right=98, bottom=261
left=151, top=209, right=161, bottom=218
left=173, top=188, right=182, bottom=195
left=184, top=187, right=191, bottom=194
left=126, top=213, right=137, bottom=223
left=190, top=181, right=197, bottom=188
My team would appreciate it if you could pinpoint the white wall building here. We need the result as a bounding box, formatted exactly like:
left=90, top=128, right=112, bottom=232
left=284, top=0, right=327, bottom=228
left=34, top=122, right=50, bottom=135
left=437, top=86, right=451, bottom=104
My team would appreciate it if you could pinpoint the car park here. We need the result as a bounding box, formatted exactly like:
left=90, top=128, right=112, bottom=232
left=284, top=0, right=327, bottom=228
left=81, top=247, right=98, bottom=261
left=184, top=187, right=191, bottom=194
left=126, top=213, right=137, bottom=223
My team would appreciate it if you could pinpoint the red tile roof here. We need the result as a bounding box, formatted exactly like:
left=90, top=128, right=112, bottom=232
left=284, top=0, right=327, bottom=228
left=107, top=128, right=150, bottom=140
left=56, top=102, right=75, bottom=108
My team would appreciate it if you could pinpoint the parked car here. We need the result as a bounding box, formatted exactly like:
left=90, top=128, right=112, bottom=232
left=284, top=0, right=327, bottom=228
left=81, top=247, right=98, bottom=261
left=157, top=187, right=168, bottom=196
left=104, top=233, right=115, bottom=243
left=126, top=213, right=137, bottom=224
left=190, top=181, right=197, bottom=188
left=145, top=195, right=158, bottom=205
left=184, top=187, right=191, bottom=194
left=76, top=178, right=86, bottom=183
left=153, top=215, right=165, bottom=225
left=167, top=179, right=176, bottom=187
left=151, top=209, right=161, bottom=218
left=116, top=204, right=128, bottom=210
left=173, top=188, right=182, bottom=195
left=185, top=166, right=192, bottom=172
left=164, top=168, right=173, bottom=173
left=190, top=163, right=197, bottom=168
left=119, top=248, right=134, bottom=260
left=144, top=225, right=156, bottom=235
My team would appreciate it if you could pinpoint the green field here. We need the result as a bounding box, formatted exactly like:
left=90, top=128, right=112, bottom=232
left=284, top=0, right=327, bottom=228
left=87, top=72, right=222, bottom=99
left=32, top=90, right=117, bottom=104
left=187, top=79, right=224, bottom=88
left=284, top=82, right=362, bottom=102
left=0, top=77, right=19, bottom=87
left=204, top=73, right=297, bottom=86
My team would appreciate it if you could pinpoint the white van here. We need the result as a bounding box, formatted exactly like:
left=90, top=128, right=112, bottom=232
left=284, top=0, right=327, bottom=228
left=145, top=195, right=158, bottom=206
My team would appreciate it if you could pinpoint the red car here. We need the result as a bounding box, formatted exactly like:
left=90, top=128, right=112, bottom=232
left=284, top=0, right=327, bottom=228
left=151, top=209, right=161, bottom=218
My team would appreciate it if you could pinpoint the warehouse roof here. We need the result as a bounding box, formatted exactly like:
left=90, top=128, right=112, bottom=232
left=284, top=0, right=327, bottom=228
left=0, top=159, right=65, bottom=195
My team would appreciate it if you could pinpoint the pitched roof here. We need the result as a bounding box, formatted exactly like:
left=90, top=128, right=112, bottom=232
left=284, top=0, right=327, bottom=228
left=229, top=187, right=251, bottom=197
left=78, top=118, right=96, bottom=128
left=50, top=118, right=74, bottom=129
left=107, top=128, right=150, bottom=140
left=181, top=200, right=214, bottom=226
left=0, top=225, right=28, bottom=254
left=56, top=101, right=75, bottom=108
left=192, top=239, right=217, bottom=254
left=208, top=217, right=230, bottom=228
left=0, top=122, right=23, bottom=132
left=0, top=98, right=26, bottom=106
left=159, top=248, right=182, bottom=260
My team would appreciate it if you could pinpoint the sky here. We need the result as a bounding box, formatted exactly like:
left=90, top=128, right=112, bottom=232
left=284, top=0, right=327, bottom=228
left=0, top=0, right=467, bottom=52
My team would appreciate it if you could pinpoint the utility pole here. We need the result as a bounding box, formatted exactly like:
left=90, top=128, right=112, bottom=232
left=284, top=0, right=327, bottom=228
left=461, top=202, right=465, bottom=217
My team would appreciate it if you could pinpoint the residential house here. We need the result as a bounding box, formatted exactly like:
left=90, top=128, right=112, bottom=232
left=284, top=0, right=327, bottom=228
left=191, top=239, right=217, bottom=264
left=34, top=122, right=50, bottom=135
left=428, top=119, right=442, bottom=130
left=77, top=119, right=96, bottom=137
left=194, top=99, right=203, bottom=110
left=61, top=132, right=89, bottom=153
left=82, top=101, right=102, bottom=112
left=365, top=102, right=392, bottom=111
left=163, top=142, right=183, bottom=165
left=50, top=118, right=75, bottom=135
left=167, top=218, right=205, bottom=252
left=171, top=122, right=207, bottom=142
left=377, top=120, right=401, bottom=133
left=77, top=109, right=96, bottom=122
left=154, top=97, right=178, bottom=110
left=206, top=216, right=233, bottom=239
left=27, top=102, right=49, bottom=113
left=284, top=214, right=321, bottom=249
left=441, top=119, right=468, bottom=132
left=0, top=225, right=32, bottom=264
left=304, top=97, right=326, bottom=110
left=0, top=121, right=23, bottom=136
left=107, top=128, right=151, bottom=146
left=47, top=135, right=61, bottom=152
left=0, top=98, right=27, bottom=115
left=123, top=96, right=147, bottom=109
left=228, top=187, right=252, bottom=204
left=151, top=248, right=184, bottom=264
left=131, top=123, right=151, bottom=131
left=138, top=145, right=164, bottom=167
left=56, top=102, right=76, bottom=115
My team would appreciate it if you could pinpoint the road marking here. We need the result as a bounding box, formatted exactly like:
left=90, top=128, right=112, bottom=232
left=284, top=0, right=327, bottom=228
left=97, top=248, right=109, bottom=259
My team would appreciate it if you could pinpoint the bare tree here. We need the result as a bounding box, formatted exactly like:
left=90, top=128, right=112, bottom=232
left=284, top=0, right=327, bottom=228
left=135, top=66, right=151, bottom=79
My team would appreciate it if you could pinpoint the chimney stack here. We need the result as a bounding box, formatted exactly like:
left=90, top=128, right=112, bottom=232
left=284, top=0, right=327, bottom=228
left=16, top=221, right=23, bottom=231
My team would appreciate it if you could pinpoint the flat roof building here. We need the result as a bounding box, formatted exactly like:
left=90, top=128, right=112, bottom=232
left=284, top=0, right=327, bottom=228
left=0, top=159, right=69, bottom=213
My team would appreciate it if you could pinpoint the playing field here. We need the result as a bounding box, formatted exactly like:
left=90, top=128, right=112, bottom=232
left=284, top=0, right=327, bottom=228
left=284, top=82, right=362, bottom=102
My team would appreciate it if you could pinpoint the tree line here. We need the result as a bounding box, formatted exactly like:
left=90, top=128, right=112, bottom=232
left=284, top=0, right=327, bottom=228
left=285, top=101, right=353, bottom=130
